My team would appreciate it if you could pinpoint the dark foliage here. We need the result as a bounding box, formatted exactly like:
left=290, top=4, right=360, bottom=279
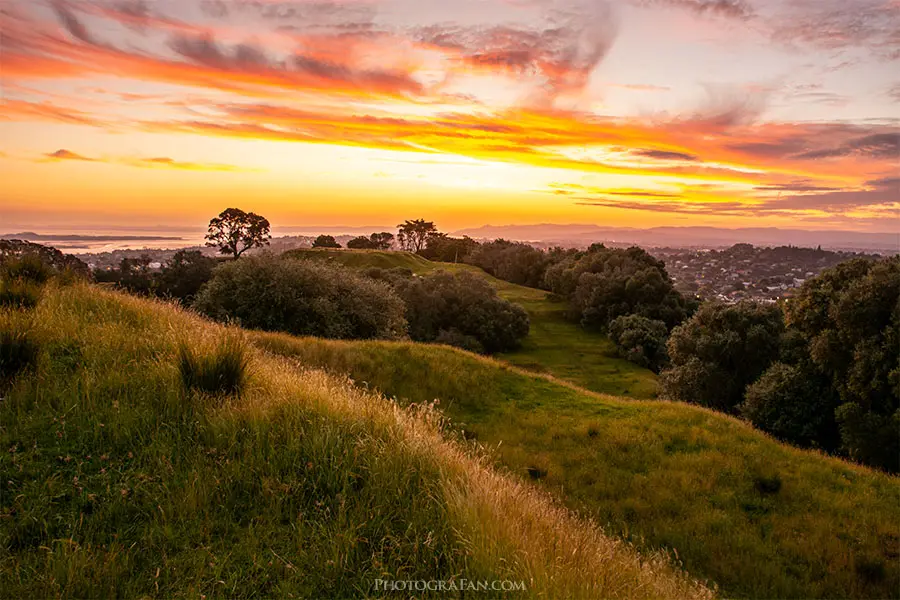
left=389, top=270, right=529, bottom=353
left=156, top=250, right=219, bottom=304
left=0, top=240, right=91, bottom=280
left=178, top=335, right=249, bottom=397
left=0, top=280, right=42, bottom=309
left=783, top=257, right=900, bottom=471
left=193, top=255, right=407, bottom=340
left=420, top=236, right=481, bottom=263
left=660, top=301, right=784, bottom=412
left=0, top=329, right=39, bottom=385
left=346, top=236, right=377, bottom=249
left=312, top=235, right=341, bottom=249
left=608, top=315, right=669, bottom=372
left=742, top=362, right=841, bottom=451
left=545, top=245, right=692, bottom=330
left=465, top=240, right=557, bottom=288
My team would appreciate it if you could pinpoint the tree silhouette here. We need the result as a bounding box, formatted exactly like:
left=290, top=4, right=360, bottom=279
left=205, top=208, right=270, bottom=259
left=397, top=219, right=439, bottom=253
left=312, top=235, right=341, bottom=248
left=369, top=232, right=395, bottom=250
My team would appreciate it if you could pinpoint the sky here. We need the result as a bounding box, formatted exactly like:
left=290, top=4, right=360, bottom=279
left=1, top=0, right=898, bottom=233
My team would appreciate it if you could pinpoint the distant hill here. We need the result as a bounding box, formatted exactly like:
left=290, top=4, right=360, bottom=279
left=452, top=224, right=900, bottom=253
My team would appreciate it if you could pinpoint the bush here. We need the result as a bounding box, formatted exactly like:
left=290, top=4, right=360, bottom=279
left=0, top=329, right=39, bottom=384
left=0, top=280, right=42, bottom=309
left=193, top=255, right=407, bottom=340
left=390, top=270, right=529, bottom=353
left=1, top=253, right=54, bottom=284
left=608, top=315, right=669, bottom=372
left=434, top=328, right=484, bottom=354
left=178, top=335, right=249, bottom=397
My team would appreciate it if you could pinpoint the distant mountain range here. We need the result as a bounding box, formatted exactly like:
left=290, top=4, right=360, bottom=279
left=451, top=225, right=900, bottom=253
left=1, top=232, right=183, bottom=241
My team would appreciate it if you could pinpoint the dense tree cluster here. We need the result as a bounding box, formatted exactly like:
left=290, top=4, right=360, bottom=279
left=465, top=240, right=561, bottom=289
left=95, top=250, right=218, bottom=305
left=419, top=235, right=480, bottom=263
left=659, top=257, right=900, bottom=472
left=366, top=268, right=530, bottom=353
left=193, top=255, right=407, bottom=341
left=312, top=235, right=341, bottom=249
left=346, top=232, right=395, bottom=250
left=545, top=245, right=693, bottom=331
left=660, top=301, right=785, bottom=412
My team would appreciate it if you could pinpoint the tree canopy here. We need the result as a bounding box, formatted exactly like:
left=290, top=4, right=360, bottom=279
left=312, top=235, right=342, bottom=249
left=205, top=208, right=271, bottom=259
left=397, top=219, right=439, bottom=253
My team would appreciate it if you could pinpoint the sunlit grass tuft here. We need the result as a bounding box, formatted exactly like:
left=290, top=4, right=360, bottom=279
left=178, top=333, right=249, bottom=398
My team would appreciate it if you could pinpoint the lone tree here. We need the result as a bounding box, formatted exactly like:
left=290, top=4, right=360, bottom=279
left=312, top=235, right=341, bottom=248
left=397, top=219, right=439, bottom=253
left=205, top=208, right=271, bottom=259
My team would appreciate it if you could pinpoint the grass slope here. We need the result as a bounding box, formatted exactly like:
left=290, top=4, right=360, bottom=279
left=253, top=332, right=900, bottom=599
left=286, top=249, right=657, bottom=399
left=0, top=284, right=708, bottom=599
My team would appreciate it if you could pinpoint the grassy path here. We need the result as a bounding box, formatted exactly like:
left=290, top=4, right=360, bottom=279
left=285, top=249, right=658, bottom=399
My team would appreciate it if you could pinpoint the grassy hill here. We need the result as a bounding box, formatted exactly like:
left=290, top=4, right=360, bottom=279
left=285, top=249, right=658, bottom=399
left=253, top=332, right=900, bottom=599
left=0, top=284, right=709, bottom=598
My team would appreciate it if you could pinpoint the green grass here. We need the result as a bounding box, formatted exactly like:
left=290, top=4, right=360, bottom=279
left=285, top=249, right=657, bottom=399
left=0, top=284, right=708, bottom=599
left=253, top=332, right=900, bottom=599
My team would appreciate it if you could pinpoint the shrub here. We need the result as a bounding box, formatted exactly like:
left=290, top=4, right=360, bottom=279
left=390, top=270, right=529, bottom=353
left=0, top=329, right=39, bottom=384
left=608, top=315, right=669, bottom=372
left=193, top=255, right=407, bottom=340
left=753, top=474, right=782, bottom=495
left=1, top=253, right=54, bottom=284
left=434, top=328, right=484, bottom=354
left=178, top=335, right=249, bottom=397
left=0, top=280, right=42, bottom=309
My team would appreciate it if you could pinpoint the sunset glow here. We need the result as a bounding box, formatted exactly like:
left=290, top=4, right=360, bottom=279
left=1, top=0, right=898, bottom=231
